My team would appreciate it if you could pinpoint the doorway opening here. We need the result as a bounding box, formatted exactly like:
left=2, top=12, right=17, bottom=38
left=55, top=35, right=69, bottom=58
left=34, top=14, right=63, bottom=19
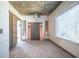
left=17, top=19, right=21, bottom=44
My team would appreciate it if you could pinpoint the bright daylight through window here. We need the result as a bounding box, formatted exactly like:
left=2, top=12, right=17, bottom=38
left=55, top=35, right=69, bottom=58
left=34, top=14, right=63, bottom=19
left=55, top=3, right=79, bottom=44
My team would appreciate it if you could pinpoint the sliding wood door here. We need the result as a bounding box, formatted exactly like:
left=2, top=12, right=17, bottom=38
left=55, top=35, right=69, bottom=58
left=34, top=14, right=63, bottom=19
left=12, top=14, right=17, bottom=47
left=9, top=11, right=17, bottom=49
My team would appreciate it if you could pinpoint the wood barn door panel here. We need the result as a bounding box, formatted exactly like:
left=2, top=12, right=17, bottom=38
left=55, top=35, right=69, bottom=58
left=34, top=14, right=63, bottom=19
left=9, top=11, right=17, bottom=49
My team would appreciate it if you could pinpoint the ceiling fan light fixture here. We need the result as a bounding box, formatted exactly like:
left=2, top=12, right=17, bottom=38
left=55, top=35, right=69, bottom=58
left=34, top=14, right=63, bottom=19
left=34, top=13, right=38, bottom=18
left=33, top=13, right=39, bottom=18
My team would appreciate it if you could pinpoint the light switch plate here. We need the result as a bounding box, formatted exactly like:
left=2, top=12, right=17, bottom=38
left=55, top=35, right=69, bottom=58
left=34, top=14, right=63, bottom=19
left=0, top=29, right=3, bottom=34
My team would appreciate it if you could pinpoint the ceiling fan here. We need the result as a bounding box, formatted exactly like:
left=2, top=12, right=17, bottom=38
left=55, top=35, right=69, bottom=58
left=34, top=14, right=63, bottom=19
left=33, top=13, right=40, bottom=18
left=29, top=12, right=42, bottom=18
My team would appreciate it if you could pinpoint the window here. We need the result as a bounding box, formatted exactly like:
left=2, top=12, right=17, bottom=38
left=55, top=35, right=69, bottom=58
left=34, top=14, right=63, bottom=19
left=55, top=4, right=79, bottom=44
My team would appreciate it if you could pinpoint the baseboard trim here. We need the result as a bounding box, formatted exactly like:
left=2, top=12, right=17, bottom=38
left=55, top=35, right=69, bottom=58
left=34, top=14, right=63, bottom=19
left=49, top=39, right=77, bottom=58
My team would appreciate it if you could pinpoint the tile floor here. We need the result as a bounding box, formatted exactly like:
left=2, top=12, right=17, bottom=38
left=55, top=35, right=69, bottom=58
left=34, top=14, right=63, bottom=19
left=9, top=40, right=73, bottom=58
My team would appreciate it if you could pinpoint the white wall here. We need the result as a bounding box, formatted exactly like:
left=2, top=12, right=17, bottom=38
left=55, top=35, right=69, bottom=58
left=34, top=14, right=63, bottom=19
left=23, top=16, right=48, bottom=39
left=48, top=1, right=79, bottom=57
left=0, top=2, right=9, bottom=58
